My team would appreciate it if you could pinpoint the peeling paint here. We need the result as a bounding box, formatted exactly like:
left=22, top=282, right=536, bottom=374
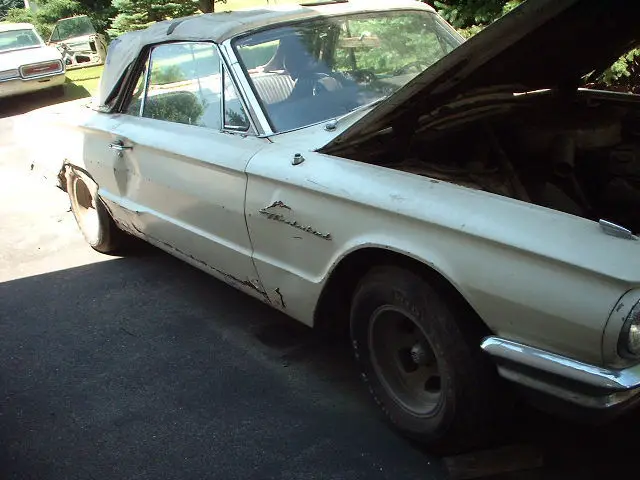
left=133, top=225, right=269, bottom=299
left=264, top=200, right=291, bottom=210
left=307, top=179, right=327, bottom=189
left=275, top=287, right=286, bottom=309
left=258, top=209, right=332, bottom=241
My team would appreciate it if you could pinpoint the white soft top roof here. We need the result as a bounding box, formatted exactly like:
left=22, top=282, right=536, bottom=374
left=0, top=23, right=36, bottom=33
left=97, top=0, right=434, bottom=108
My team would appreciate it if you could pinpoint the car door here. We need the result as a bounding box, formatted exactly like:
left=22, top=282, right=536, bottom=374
left=99, top=41, right=270, bottom=298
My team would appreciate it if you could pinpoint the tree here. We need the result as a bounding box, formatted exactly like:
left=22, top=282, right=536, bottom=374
left=3, top=0, right=115, bottom=39
left=431, top=0, right=639, bottom=93
left=432, top=0, right=523, bottom=34
left=108, top=0, right=202, bottom=37
left=0, top=0, right=24, bottom=20
left=197, top=0, right=226, bottom=14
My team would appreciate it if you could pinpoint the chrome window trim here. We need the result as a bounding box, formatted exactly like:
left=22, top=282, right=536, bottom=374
left=219, top=47, right=255, bottom=135
left=138, top=51, right=151, bottom=117
left=221, top=66, right=252, bottom=133
left=220, top=39, right=273, bottom=136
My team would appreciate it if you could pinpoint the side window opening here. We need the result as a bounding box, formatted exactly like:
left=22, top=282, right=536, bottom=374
left=125, top=59, right=149, bottom=116
left=125, top=42, right=224, bottom=130
left=223, top=68, right=250, bottom=131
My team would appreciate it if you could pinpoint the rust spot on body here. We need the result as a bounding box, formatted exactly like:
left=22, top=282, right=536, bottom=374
left=265, top=200, right=291, bottom=210
left=275, top=288, right=286, bottom=309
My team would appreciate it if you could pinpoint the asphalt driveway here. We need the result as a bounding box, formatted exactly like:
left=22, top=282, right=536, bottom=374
left=0, top=94, right=443, bottom=480
left=2, top=93, right=640, bottom=480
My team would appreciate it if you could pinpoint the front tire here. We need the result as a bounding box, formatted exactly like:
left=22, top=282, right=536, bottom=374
left=350, top=266, right=508, bottom=452
left=68, top=172, right=126, bottom=254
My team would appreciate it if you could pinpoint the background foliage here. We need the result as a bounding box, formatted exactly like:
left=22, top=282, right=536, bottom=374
left=432, top=0, right=640, bottom=93
left=0, top=0, right=22, bottom=20
left=1, top=0, right=639, bottom=94
left=2, top=0, right=115, bottom=39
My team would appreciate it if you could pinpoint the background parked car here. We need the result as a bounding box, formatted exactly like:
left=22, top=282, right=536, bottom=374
left=0, top=22, right=66, bottom=99
left=47, top=15, right=107, bottom=70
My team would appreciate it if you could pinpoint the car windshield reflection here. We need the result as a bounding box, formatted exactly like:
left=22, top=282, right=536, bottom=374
left=0, top=29, right=42, bottom=53
left=233, top=10, right=460, bottom=133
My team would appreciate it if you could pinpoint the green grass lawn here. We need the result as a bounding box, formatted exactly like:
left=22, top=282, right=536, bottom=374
left=61, top=65, right=103, bottom=101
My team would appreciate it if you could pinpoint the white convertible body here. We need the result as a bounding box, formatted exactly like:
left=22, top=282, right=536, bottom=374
left=23, top=0, right=640, bottom=448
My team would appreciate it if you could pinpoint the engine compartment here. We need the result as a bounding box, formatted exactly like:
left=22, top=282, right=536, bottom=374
left=338, top=90, right=640, bottom=233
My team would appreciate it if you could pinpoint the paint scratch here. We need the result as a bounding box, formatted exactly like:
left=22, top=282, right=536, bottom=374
left=265, top=200, right=291, bottom=210
left=275, top=288, right=286, bottom=309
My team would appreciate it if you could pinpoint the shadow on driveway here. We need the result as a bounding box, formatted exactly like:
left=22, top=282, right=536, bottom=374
left=2, top=246, right=640, bottom=479
left=0, top=80, right=90, bottom=118
left=0, top=250, right=443, bottom=480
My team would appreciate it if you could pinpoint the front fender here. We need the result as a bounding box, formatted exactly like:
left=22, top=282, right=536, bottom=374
left=245, top=148, right=640, bottom=365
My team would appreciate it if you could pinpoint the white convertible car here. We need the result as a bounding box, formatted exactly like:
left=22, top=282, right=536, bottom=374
left=0, top=22, right=65, bottom=99
left=28, top=0, right=640, bottom=449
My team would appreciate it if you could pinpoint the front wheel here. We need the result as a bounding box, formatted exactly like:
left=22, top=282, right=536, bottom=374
left=350, top=266, right=508, bottom=452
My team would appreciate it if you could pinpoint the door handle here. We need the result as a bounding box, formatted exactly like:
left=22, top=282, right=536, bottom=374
left=109, top=140, right=133, bottom=151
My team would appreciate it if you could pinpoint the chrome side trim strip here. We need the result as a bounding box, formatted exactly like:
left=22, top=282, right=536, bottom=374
left=480, top=336, right=640, bottom=391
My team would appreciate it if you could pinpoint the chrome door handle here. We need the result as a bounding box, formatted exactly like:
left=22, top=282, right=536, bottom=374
left=109, top=140, right=132, bottom=151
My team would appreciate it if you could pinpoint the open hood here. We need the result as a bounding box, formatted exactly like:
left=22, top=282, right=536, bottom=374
left=321, top=0, right=640, bottom=152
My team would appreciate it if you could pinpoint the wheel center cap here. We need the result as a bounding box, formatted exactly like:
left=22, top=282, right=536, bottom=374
left=410, top=343, right=428, bottom=366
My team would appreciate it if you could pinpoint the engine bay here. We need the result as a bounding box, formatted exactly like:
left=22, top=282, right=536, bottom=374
left=340, top=90, right=640, bottom=233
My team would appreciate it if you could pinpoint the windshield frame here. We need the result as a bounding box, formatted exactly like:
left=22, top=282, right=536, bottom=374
left=0, top=28, right=45, bottom=54
left=49, top=15, right=97, bottom=43
left=231, top=9, right=462, bottom=135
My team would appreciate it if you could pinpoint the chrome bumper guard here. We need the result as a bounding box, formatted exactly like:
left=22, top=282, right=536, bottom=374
left=481, top=336, right=640, bottom=409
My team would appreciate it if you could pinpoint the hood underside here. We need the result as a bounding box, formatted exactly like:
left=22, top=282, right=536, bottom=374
left=321, top=0, right=640, bottom=152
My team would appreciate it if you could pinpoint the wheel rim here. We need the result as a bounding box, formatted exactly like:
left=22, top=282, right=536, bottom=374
left=73, top=179, right=100, bottom=245
left=368, top=306, right=442, bottom=416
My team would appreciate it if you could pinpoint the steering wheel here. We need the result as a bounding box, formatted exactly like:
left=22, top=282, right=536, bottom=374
left=311, top=73, right=343, bottom=97
left=344, top=69, right=378, bottom=85
left=393, top=61, right=430, bottom=76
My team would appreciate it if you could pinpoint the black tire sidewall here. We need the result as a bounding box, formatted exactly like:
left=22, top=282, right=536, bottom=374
left=350, top=267, right=461, bottom=441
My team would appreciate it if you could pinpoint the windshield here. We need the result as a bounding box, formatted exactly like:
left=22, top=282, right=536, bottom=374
left=234, top=10, right=460, bottom=133
left=0, top=29, right=42, bottom=53
left=50, top=16, right=96, bottom=42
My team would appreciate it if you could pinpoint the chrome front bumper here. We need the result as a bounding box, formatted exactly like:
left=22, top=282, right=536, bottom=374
left=481, top=336, right=640, bottom=409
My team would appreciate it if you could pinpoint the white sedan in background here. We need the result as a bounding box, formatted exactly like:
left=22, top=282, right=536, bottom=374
left=0, top=22, right=66, bottom=99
